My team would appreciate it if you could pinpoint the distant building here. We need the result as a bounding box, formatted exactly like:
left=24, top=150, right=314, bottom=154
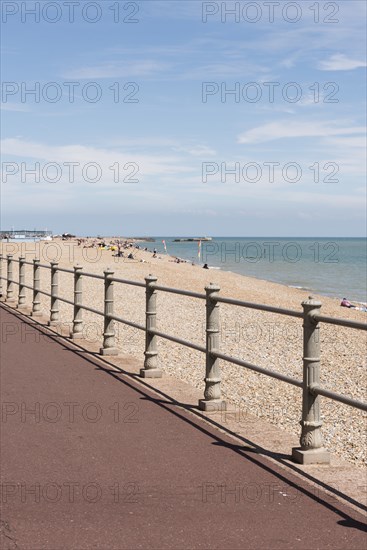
left=0, top=229, right=53, bottom=239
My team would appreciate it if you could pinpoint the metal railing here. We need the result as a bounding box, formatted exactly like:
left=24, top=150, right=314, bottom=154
left=1, top=253, right=366, bottom=465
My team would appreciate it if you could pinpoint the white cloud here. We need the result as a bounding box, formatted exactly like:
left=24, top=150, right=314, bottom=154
left=238, top=121, right=366, bottom=144
left=0, top=138, right=195, bottom=185
left=318, top=54, right=367, bottom=71
left=63, top=61, right=172, bottom=80
left=173, top=144, right=216, bottom=157
left=280, top=191, right=365, bottom=209
left=1, top=103, right=29, bottom=112
left=325, top=136, right=367, bottom=148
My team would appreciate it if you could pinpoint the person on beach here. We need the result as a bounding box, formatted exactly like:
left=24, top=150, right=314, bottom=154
left=114, top=244, right=124, bottom=257
left=340, top=298, right=356, bottom=309
left=203, top=263, right=209, bottom=269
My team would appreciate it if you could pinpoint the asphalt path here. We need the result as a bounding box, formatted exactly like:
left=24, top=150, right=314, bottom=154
left=1, top=305, right=366, bottom=549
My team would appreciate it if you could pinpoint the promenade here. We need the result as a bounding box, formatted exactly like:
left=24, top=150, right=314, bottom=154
left=1, top=303, right=366, bottom=550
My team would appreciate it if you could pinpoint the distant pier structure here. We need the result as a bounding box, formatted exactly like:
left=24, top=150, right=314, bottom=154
left=0, top=229, right=53, bottom=239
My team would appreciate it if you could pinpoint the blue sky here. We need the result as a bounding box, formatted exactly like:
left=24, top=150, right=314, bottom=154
left=1, top=0, right=366, bottom=236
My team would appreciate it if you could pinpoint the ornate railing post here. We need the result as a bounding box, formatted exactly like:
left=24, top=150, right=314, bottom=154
left=140, top=274, right=161, bottom=378
left=70, top=265, right=83, bottom=339
left=31, top=258, right=42, bottom=316
left=199, top=283, right=226, bottom=411
left=100, top=268, right=118, bottom=355
left=292, top=297, right=330, bottom=464
left=48, top=262, right=59, bottom=326
left=0, top=254, right=3, bottom=298
left=6, top=255, right=15, bottom=303
left=17, top=257, right=27, bottom=309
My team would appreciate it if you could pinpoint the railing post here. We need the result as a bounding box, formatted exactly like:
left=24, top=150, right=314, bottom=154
left=48, top=262, right=59, bottom=326
left=100, top=268, right=118, bottom=355
left=0, top=254, right=3, bottom=298
left=70, top=265, right=83, bottom=339
left=140, top=274, right=161, bottom=378
left=31, top=258, right=42, bottom=316
left=17, top=257, right=27, bottom=309
left=199, top=283, right=226, bottom=411
left=6, top=254, right=16, bottom=303
left=292, top=296, right=330, bottom=464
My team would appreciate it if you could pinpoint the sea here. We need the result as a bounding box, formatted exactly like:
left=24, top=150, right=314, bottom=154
left=137, top=237, right=367, bottom=304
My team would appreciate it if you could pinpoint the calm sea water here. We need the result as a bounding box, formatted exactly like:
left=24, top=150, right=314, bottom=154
left=138, top=237, right=367, bottom=303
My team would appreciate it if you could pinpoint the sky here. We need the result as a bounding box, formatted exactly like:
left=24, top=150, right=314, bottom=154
left=1, top=0, right=366, bottom=236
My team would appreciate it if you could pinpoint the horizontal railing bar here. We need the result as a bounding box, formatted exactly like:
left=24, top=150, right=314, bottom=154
left=108, top=276, right=145, bottom=288
left=8, top=281, right=33, bottom=292
left=79, top=303, right=104, bottom=316
left=22, top=260, right=34, bottom=266
left=108, top=313, right=145, bottom=331
left=149, top=328, right=207, bottom=353
left=212, top=350, right=303, bottom=388
left=215, top=296, right=303, bottom=318
left=1, top=258, right=31, bottom=265
left=312, top=313, right=367, bottom=331
left=152, top=284, right=206, bottom=300
left=6, top=285, right=100, bottom=311
left=81, top=271, right=105, bottom=280
left=57, top=267, right=75, bottom=275
left=50, top=295, right=104, bottom=317
left=310, top=385, right=367, bottom=412
left=38, top=263, right=51, bottom=270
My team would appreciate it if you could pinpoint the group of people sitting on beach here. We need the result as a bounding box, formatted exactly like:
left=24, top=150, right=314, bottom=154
left=77, top=237, right=213, bottom=267
left=112, top=241, right=150, bottom=260
left=77, top=238, right=148, bottom=258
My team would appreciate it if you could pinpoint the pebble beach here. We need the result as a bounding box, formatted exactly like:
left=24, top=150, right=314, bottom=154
left=2, top=237, right=366, bottom=467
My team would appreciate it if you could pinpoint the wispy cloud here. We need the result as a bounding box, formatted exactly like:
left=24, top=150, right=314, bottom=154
left=172, top=144, right=216, bottom=157
left=325, top=136, right=366, bottom=148
left=63, top=61, right=172, bottom=79
left=1, top=103, right=29, bottom=112
left=280, top=191, right=365, bottom=209
left=318, top=54, right=367, bottom=71
left=0, top=138, right=195, bottom=182
left=238, top=121, right=366, bottom=144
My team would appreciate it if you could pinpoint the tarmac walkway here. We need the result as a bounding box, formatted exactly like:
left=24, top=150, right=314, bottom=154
left=1, top=305, right=366, bottom=549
